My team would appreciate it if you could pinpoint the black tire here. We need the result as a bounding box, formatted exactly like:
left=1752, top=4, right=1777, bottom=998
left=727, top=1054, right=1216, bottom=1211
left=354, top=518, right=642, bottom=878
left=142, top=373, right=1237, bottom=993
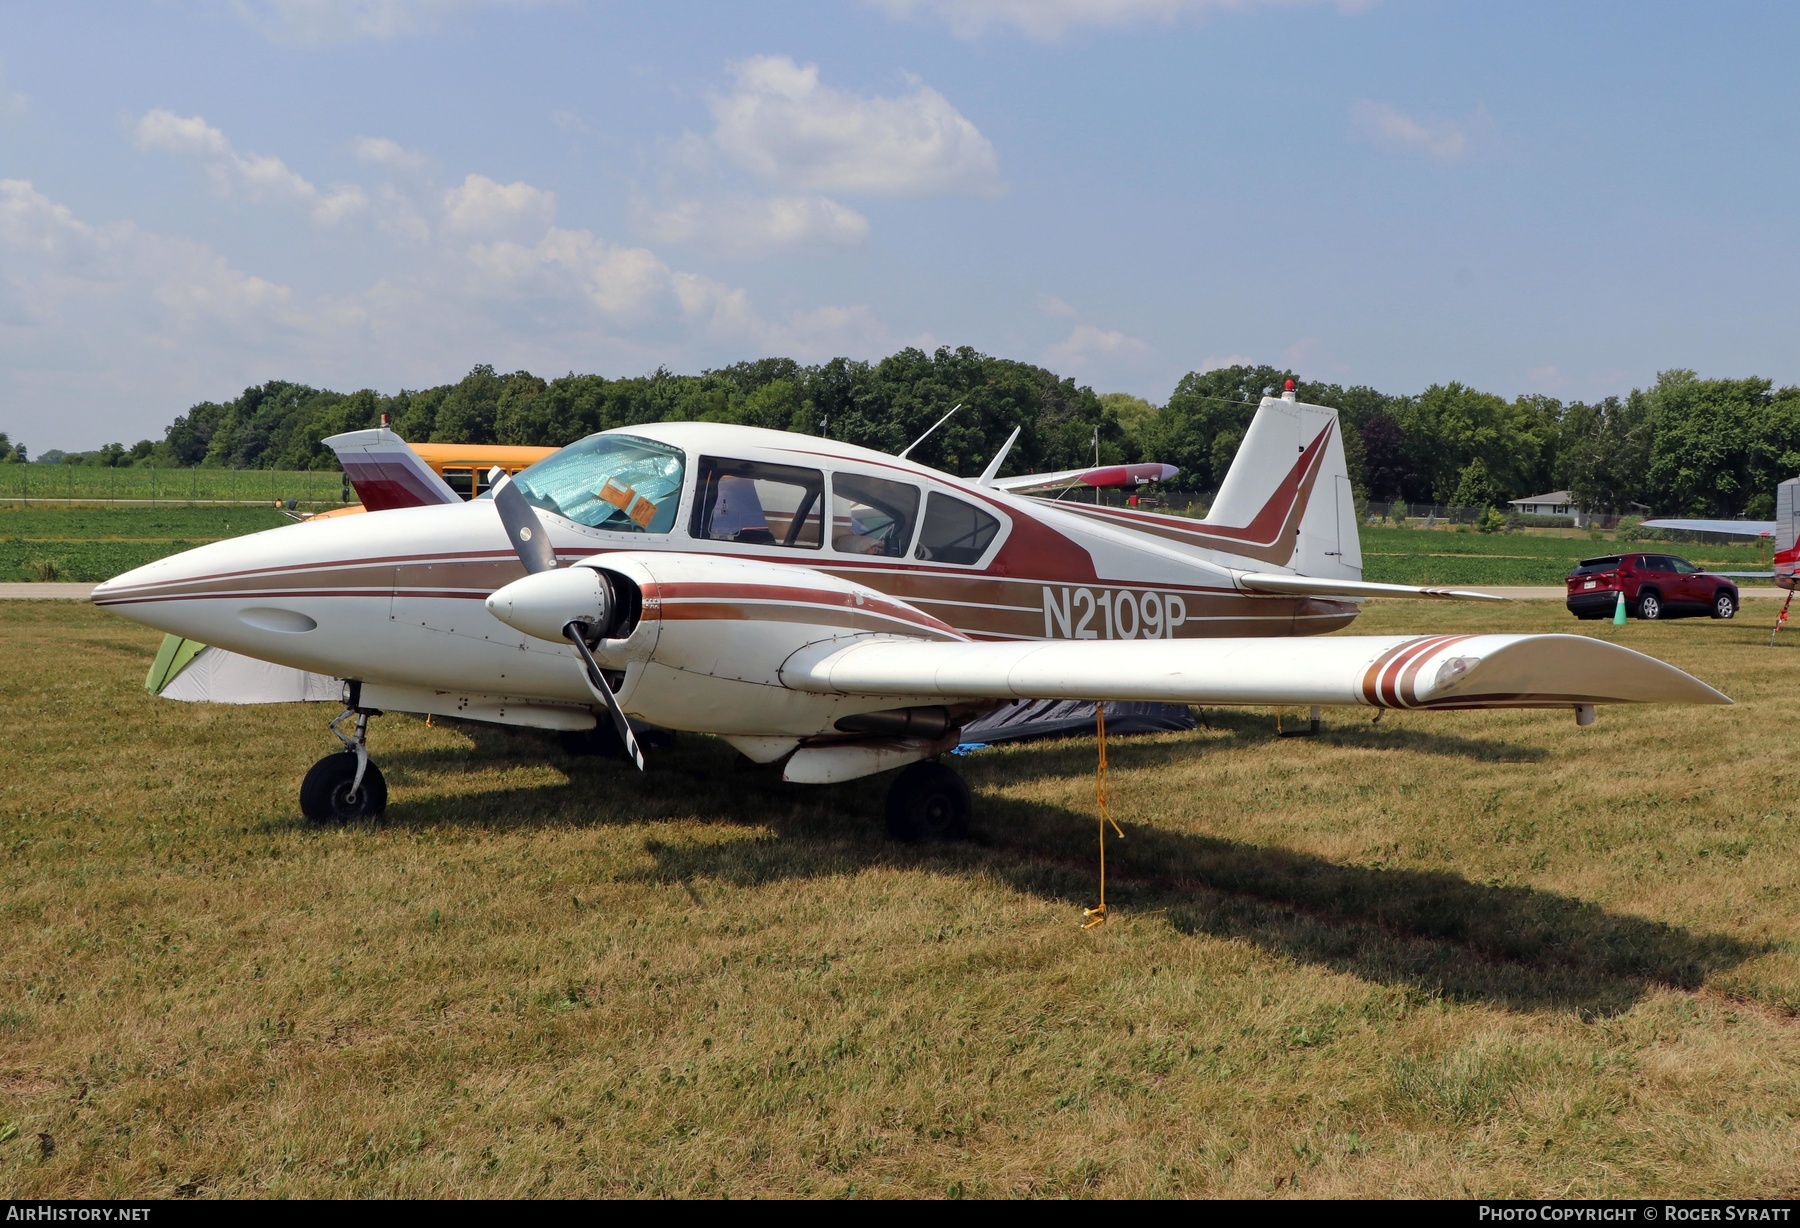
left=885, top=760, right=972, bottom=843
left=299, top=753, right=387, bottom=824
left=1713, top=590, right=1737, bottom=620
left=1636, top=591, right=1663, bottom=621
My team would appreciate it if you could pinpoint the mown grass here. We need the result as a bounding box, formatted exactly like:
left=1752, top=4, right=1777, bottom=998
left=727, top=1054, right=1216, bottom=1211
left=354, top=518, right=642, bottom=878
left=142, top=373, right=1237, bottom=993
left=1360, top=527, right=1773, bottom=587
left=3, top=600, right=1799, bottom=1197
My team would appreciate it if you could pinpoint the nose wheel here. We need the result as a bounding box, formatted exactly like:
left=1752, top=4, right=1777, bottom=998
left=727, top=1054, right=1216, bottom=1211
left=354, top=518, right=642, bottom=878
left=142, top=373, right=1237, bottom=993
left=301, top=685, right=387, bottom=825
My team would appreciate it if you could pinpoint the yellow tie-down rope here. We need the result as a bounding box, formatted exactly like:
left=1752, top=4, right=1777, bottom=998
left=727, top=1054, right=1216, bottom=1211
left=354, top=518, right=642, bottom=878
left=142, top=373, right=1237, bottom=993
left=1083, top=705, right=1127, bottom=929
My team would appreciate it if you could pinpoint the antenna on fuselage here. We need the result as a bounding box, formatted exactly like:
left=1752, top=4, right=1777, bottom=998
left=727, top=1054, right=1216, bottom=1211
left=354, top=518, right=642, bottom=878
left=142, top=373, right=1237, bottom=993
left=898, top=403, right=962, bottom=460
left=978, top=426, right=1021, bottom=486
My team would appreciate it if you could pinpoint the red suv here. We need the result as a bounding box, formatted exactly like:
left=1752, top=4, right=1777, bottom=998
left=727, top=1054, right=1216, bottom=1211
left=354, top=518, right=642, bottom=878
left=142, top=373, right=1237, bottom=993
left=1567, top=553, right=1738, bottom=621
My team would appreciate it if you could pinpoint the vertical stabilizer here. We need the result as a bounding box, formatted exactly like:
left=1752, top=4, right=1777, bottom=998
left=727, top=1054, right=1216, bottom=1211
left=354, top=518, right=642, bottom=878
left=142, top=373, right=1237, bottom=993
left=1204, top=392, right=1361, bottom=581
left=323, top=427, right=463, bottom=511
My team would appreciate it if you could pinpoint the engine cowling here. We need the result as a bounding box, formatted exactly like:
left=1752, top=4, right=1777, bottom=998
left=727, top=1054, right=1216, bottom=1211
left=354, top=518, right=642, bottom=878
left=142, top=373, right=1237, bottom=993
left=504, top=551, right=961, bottom=739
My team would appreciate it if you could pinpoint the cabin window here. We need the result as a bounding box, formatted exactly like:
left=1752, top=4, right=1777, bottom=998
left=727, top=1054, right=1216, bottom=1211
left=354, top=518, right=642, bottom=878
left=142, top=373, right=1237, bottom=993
left=691, top=456, right=824, bottom=549
left=914, top=492, right=1001, bottom=565
left=830, top=473, right=920, bottom=557
left=502, top=433, right=685, bottom=533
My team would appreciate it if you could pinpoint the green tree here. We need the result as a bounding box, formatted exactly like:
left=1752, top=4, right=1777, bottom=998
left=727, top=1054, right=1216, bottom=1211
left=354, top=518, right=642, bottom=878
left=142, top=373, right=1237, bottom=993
left=1555, top=394, right=1653, bottom=513
left=1450, top=457, right=1501, bottom=509
left=1643, top=370, right=1800, bottom=516
left=432, top=365, right=505, bottom=444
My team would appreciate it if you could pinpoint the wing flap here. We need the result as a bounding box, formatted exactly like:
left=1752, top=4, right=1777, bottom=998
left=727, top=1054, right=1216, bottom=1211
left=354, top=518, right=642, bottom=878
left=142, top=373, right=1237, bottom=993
left=780, top=633, right=1729, bottom=710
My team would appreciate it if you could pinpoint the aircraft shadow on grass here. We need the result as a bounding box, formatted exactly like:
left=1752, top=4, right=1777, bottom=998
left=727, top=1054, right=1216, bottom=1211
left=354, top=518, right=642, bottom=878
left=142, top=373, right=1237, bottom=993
left=371, top=723, right=1756, bottom=1020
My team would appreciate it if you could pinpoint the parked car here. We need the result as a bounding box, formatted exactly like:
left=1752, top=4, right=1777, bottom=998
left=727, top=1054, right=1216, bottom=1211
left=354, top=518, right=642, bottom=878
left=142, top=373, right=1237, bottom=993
left=1566, top=553, right=1738, bottom=621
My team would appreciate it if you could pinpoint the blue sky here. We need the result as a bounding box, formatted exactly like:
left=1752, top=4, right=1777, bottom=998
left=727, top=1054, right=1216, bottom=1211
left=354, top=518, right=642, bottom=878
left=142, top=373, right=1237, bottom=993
left=3, top=0, right=1797, bottom=450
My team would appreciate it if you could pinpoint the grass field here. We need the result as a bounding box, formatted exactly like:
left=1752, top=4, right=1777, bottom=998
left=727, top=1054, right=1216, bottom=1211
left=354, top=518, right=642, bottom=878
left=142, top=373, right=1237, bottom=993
left=1359, top=526, right=1774, bottom=587
left=0, top=506, right=295, bottom=582
left=3, top=599, right=1798, bottom=1197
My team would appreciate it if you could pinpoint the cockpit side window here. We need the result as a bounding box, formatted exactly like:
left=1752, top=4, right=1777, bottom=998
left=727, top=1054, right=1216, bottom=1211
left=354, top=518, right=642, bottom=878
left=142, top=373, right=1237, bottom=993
left=503, top=434, right=685, bottom=533
left=830, top=472, right=921, bottom=557
left=915, top=492, right=1001, bottom=565
left=691, top=456, right=824, bottom=549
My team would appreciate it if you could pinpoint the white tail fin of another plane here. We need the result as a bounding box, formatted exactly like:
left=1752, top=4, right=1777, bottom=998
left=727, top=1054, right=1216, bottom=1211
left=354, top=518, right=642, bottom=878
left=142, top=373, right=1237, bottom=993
left=1205, top=391, right=1361, bottom=581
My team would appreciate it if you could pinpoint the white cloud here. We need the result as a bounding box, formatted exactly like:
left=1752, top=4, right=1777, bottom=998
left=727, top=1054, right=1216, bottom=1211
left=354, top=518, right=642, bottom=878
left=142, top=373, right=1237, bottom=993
left=869, top=0, right=1362, bottom=41
left=0, top=164, right=889, bottom=447
left=1348, top=100, right=1473, bottom=163
left=1037, top=294, right=1079, bottom=320
left=1047, top=323, right=1152, bottom=365
left=134, top=109, right=368, bottom=224
left=641, top=194, right=871, bottom=255
left=709, top=55, right=1001, bottom=197
left=0, top=178, right=293, bottom=336
left=353, top=136, right=430, bottom=174
left=0, top=68, right=26, bottom=123
left=1200, top=353, right=1256, bottom=372
left=230, top=0, right=536, bottom=45
left=441, top=173, right=556, bottom=236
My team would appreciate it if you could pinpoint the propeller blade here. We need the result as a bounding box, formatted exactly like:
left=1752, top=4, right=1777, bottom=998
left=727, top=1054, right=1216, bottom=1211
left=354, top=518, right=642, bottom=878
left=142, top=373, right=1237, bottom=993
left=490, top=467, right=557, bottom=575
left=565, top=623, right=645, bottom=771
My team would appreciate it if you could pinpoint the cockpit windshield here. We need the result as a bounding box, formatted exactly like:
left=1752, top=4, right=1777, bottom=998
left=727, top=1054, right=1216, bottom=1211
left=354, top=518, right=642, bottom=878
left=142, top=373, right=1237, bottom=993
left=495, top=433, right=685, bottom=533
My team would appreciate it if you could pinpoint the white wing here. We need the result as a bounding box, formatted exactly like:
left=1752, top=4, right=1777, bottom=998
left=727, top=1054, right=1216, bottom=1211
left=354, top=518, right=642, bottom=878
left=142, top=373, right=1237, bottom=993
left=780, top=633, right=1729, bottom=710
left=1236, top=572, right=1507, bottom=603
left=1637, top=518, right=1775, bottom=538
left=991, top=462, right=1179, bottom=494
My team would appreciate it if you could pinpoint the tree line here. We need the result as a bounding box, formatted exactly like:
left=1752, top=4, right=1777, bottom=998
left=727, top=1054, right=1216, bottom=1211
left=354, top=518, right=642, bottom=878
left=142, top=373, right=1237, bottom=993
left=18, top=349, right=1800, bottom=517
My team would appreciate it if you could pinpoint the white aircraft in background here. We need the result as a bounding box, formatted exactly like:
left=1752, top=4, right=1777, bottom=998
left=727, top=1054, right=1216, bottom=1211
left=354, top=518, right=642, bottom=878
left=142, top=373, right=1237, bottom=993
left=95, top=390, right=1729, bottom=839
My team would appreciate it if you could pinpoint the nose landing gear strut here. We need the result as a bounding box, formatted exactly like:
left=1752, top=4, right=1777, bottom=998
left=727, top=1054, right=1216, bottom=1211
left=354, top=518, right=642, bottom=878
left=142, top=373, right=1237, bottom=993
left=300, top=681, right=387, bottom=825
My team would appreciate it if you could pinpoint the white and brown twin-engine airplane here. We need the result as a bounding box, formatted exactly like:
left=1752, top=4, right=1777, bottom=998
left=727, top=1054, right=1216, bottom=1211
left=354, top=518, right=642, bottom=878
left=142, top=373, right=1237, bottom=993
left=92, top=389, right=1730, bottom=838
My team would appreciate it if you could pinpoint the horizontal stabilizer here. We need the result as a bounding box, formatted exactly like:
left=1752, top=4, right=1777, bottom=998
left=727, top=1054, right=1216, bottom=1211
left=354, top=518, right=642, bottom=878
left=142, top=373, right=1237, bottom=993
left=780, top=633, right=1729, bottom=711
left=323, top=427, right=462, bottom=512
left=1638, top=518, right=1775, bottom=538
left=993, top=462, right=1178, bottom=495
left=1238, top=573, right=1508, bottom=602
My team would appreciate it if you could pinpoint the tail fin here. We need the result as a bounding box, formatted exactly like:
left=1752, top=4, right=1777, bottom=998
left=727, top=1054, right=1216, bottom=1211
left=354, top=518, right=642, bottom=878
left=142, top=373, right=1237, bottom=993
left=323, top=427, right=462, bottom=512
left=1204, top=393, right=1361, bottom=580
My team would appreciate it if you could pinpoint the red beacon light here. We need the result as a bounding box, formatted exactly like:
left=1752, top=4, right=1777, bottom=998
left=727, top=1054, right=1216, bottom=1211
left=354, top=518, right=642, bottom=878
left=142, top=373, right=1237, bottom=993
left=1282, top=377, right=1297, bottom=402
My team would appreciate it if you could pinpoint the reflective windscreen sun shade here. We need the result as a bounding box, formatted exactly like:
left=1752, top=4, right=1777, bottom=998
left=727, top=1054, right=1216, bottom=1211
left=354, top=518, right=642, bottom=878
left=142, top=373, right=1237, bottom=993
left=503, top=434, right=686, bottom=533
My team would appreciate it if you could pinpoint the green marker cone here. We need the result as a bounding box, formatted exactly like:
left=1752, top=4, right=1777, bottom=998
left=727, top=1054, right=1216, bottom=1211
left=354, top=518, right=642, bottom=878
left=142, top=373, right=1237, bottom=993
left=1613, top=590, right=1627, bottom=625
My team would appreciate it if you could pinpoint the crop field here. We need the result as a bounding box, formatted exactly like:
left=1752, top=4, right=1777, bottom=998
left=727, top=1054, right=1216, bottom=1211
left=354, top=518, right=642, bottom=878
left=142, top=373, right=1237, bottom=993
left=1359, top=526, right=1773, bottom=587
left=0, top=465, right=343, bottom=506
left=2, top=599, right=1798, bottom=1197
left=0, top=506, right=294, bottom=582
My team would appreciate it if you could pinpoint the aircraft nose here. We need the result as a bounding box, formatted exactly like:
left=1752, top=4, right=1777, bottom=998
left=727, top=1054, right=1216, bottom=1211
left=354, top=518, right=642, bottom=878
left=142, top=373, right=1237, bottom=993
left=87, top=530, right=298, bottom=641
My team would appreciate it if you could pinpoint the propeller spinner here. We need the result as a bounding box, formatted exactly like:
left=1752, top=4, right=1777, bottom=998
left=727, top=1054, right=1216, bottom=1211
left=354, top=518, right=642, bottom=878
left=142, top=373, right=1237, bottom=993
left=487, top=468, right=645, bottom=770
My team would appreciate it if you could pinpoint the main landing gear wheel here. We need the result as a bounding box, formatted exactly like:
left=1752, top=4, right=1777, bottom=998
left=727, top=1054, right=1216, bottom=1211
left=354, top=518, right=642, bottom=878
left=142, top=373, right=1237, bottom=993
left=1637, top=592, right=1663, bottom=621
left=300, top=753, right=387, bottom=824
left=1713, top=591, right=1737, bottom=620
left=885, top=760, right=972, bottom=844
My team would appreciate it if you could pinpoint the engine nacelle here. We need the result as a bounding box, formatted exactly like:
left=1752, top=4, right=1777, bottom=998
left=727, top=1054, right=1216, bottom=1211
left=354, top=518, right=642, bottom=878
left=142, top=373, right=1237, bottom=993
left=575, top=551, right=962, bottom=738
